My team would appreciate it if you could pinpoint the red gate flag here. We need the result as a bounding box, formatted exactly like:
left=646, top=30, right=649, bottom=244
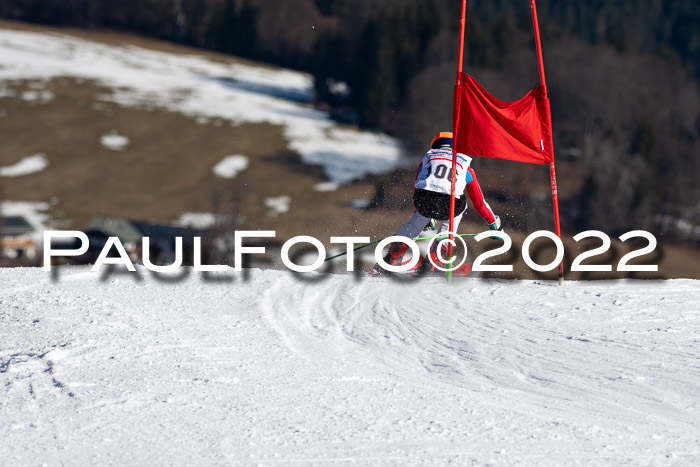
left=453, top=72, right=554, bottom=165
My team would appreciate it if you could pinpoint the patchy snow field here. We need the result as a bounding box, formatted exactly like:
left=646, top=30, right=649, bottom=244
left=212, top=154, right=249, bottom=179
left=0, top=153, right=48, bottom=177
left=0, top=201, right=51, bottom=242
left=0, top=28, right=405, bottom=184
left=265, top=196, right=291, bottom=216
left=99, top=131, right=130, bottom=151
left=1, top=267, right=698, bottom=465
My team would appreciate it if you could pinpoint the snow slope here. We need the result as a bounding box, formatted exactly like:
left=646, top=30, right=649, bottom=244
left=1, top=267, right=698, bottom=465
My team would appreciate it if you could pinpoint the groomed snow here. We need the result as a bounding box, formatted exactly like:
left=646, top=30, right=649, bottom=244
left=0, top=153, right=48, bottom=177
left=0, top=28, right=406, bottom=184
left=212, top=154, right=248, bottom=179
left=1, top=267, right=698, bottom=465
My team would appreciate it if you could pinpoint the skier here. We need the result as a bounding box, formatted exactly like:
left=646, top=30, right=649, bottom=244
left=369, top=131, right=503, bottom=275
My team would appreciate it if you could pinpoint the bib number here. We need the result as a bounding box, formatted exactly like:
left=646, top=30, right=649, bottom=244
left=431, top=163, right=455, bottom=182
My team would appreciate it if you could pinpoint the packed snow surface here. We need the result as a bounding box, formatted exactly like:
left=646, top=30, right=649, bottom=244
left=212, top=154, right=249, bottom=179
left=1, top=267, right=698, bottom=465
left=0, top=153, right=48, bottom=177
left=0, top=28, right=405, bottom=184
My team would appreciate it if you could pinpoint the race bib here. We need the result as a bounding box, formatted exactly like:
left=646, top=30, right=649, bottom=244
left=415, top=149, right=472, bottom=195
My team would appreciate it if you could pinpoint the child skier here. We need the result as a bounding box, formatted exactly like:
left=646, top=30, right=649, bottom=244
left=369, top=131, right=503, bottom=275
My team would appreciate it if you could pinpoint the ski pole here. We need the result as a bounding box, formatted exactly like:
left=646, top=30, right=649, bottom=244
left=323, top=233, right=478, bottom=262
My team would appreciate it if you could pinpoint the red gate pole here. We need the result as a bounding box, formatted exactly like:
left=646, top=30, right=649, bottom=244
left=530, top=0, right=564, bottom=285
left=447, top=0, right=467, bottom=281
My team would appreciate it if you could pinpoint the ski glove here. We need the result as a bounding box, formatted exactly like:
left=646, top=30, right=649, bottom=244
left=488, top=215, right=504, bottom=240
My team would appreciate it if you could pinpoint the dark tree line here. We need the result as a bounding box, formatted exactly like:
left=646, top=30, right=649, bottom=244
left=1, top=1, right=697, bottom=124
left=2, top=1, right=697, bottom=109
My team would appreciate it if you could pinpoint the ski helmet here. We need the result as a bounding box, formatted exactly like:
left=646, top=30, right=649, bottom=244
left=430, top=131, right=453, bottom=149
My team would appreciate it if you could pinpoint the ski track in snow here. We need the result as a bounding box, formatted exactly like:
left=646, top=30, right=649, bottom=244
left=1, top=267, right=699, bottom=465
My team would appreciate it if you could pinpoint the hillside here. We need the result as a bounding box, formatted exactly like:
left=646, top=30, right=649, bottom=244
left=1, top=266, right=698, bottom=464
left=0, top=21, right=404, bottom=231
left=2, top=1, right=699, bottom=246
left=1, top=20, right=699, bottom=279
